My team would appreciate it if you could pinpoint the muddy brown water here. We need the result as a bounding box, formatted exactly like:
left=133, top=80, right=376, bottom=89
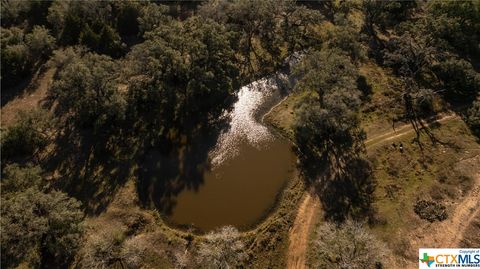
left=155, top=75, right=296, bottom=232
left=169, top=139, right=295, bottom=231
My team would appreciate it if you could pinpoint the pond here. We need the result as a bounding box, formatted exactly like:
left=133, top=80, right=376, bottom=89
left=138, top=72, right=297, bottom=232
left=171, top=76, right=296, bottom=231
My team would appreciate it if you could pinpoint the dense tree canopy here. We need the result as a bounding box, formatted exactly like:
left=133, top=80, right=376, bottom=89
left=199, top=0, right=323, bottom=79
left=1, top=26, right=55, bottom=87
left=425, top=1, right=480, bottom=58
left=1, top=165, right=84, bottom=269
left=1, top=0, right=479, bottom=267
left=124, top=16, right=240, bottom=145
left=49, top=52, right=126, bottom=134
left=292, top=49, right=375, bottom=221
left=293, top=49, right=364, bottom=178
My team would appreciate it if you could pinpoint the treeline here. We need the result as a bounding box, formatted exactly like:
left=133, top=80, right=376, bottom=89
left=0, top=1, right=321, bottom=268
left=291, top=0, right=480, bottom=223
left=291, top=1, right=479, bottom=267
left=1, top=0, right=479, bottom=268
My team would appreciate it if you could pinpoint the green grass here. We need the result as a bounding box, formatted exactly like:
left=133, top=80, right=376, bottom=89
left=271, top=59, right=480, bottom=265
left=263, top=90, right=310, bottom=140
left=367, top=117, right=479, bottom=258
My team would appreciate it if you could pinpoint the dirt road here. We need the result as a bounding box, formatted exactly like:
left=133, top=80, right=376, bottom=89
left=287, top=193, right=320, bottom=269
left=406, top=155, right=480, bottom=268
left=365, top=114, right=459, bottom=148
left=286, top=113, right=469, bottom=269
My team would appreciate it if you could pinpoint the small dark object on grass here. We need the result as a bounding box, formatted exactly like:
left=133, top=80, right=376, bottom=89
left=414, top=200, right=448, bottom=222
left=399, top=143, right=404, bottom=153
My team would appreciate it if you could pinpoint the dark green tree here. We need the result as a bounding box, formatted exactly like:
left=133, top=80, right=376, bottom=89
left=1, top=165, right=84, bottom=269
left=1, top=109, right=54, bottom=164
left=199, top=0, right=322, bottom=79
left=362, top=0, right=417, bottom=34
left=79, top=24, right=100, bottom=50
left=293, top=49, right=364, bottom=179
left=25, top=26, right=56, bottom=61
left=292, top=49, right=374, bottom=221
left=125, top=16, right=239, bottom=144
left=425, top=0, right=480, bottom=58
left=432, top=58, right=480, bottom=101
left=137, top=2, right=170, bottom=35
left=49, top=52, right=126, bottom=135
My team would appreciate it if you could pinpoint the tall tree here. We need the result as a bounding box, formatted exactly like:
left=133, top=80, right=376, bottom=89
left=293, top=49, right=364, bottom=179
left=1, top=165, right=84, bottom=268
left=49, top=52, right=126, bottom=135
left=125, top=16, right=239, bottom=145
left=199, top=0, right=322, bottom=79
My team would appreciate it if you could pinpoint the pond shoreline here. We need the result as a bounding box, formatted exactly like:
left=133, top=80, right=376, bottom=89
left=160, top=61, right=303, bottom=234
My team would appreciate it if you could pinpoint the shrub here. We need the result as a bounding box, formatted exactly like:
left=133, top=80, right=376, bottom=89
left=1, top=165, right=84, bottom=268
left=310, top=220, right=387, bottom=269
left=1, top=109, right=54, bottom=163
left=196, top=226, right=245, bottom=269
left=414, top=199, right=448, bottom=222
left=433, top=58, right=480, bottom=101
left=25, top=25, right=56, bottom=61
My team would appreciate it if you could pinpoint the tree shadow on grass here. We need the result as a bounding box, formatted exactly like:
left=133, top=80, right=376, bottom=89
left=45, top=126, right=133, bottom=216
left=1, top=72, right=37, bottom=107
left=1, top=64, right=49, bottom=107
left=316, top=158, right=376, bottom=223
left=297, top=150, right=376, bottom=223
left=298, top=152, right=376, bottom=223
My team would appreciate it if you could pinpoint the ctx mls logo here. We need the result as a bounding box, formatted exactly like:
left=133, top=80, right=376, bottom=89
left=420, top=252, right=435, bottom=267
left=419, top=248, right=480, bottom=269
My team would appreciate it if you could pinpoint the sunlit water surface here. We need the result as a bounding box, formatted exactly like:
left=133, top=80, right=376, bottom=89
left=165, top=75, right=296, bottom=231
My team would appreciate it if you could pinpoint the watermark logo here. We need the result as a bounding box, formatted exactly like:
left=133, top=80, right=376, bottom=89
left=419, top=248, right=480, bottom=268
left=420, top=252, right=435, bottom=267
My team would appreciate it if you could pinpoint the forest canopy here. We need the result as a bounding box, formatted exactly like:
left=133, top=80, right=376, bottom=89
left=1, top=0, right=479, bottom=268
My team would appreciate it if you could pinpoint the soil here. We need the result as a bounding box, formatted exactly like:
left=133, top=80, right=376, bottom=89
left=286, top=112, right=477, bottom=269
left=406, top=155, right=480, bottom=268
left=365, top=114, right=458, bottom=148
left=286, top=192, right=320, bottom=269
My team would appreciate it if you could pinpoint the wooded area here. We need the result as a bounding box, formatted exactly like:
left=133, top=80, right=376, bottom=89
left=1, top=0, right=479, bottom=268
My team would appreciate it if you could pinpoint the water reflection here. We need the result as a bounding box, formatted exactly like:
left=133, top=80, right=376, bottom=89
left=138, top=73, right=295, bottom=232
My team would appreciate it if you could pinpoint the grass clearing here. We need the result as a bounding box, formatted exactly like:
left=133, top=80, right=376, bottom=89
left=367, top=117, right=479, bottom=263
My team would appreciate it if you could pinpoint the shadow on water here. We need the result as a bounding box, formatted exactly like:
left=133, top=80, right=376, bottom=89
left=136, top=120, right=229, bottom=217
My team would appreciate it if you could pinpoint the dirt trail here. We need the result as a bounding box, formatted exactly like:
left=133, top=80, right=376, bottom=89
left=1, top=68, right=55, bottom=127
left=286, top=113, right=470, bottom=269
left=287, top=193, right=320, bottom=269
left=406, top=155, right=480, bottom=268
left=365, top=114, right=458, bottom=147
